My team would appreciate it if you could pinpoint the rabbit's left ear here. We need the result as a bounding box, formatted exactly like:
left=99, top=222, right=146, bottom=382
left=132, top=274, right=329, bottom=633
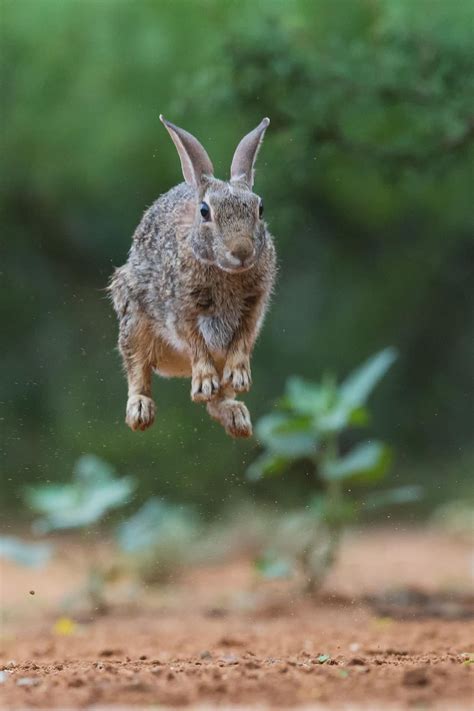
left=230, top=118, right=270, bottom=187
left=160, top=115, right=214, bottom=188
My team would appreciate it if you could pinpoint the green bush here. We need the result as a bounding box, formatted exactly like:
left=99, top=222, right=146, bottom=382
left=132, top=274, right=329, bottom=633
left=249, top=349, right=421, bottom=590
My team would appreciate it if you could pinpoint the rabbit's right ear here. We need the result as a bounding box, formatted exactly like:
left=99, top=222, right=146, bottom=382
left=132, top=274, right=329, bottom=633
left=160, top=115, right=214, bottom=188
left=230, top=117, right=270, bottom=188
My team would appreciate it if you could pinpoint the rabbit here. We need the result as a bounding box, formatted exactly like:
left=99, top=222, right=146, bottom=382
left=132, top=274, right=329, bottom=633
left=109, top=116, right=276, bottom=438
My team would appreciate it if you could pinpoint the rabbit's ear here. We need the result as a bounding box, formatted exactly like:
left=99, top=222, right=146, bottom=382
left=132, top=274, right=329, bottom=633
left=160, top=115, right=214, bottom=187
left=230, top=117, right=270, bottom=188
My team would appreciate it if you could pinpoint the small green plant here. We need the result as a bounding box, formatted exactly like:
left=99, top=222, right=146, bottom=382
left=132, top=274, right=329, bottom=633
left=24, top=454, right=136, bottom=612
left=25, top=454, right=136, bottom=534
left=117, top=497, right=199, bottom=584
left=249, top=348, right=421, bottom=592
left=22, top=455, right=198, bottom=611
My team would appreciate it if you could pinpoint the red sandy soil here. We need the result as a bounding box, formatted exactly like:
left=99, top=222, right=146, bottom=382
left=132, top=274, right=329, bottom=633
left=0, top=527, right=472, bottom=710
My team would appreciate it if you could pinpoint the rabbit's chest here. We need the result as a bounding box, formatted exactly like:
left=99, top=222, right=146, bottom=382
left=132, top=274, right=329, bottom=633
left=198, top=313, right=238, bottom=353
left=194, top=287, right=243, bottom=353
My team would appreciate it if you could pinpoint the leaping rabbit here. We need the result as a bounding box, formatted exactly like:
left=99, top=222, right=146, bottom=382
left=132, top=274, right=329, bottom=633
left=109, top=116, right=276, bottom=438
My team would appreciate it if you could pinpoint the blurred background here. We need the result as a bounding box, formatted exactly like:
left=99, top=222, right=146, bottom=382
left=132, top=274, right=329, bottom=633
left=2, top=0, right=473, bottom=518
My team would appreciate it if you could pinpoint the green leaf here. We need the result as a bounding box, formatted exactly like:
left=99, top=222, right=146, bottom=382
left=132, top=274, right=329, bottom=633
left=338, top=347, right=398, bottom=408
left=255, top=554, right=293, bottom=579
left=246, top=452, right=289, bottom=481
left=255, top=412, right=317, bottom=458
left=310, top=495, right=359, bottom=526
left=283, top=375, right=337, bottom=416
left=315, top=402, right=369, bottom=436
left=25, top=485, right=79, bottom=515
left=0, top=536, right=52, bottom=568
left=322, top=441, right=392, bottom=484
left=317, top=403, right=352, bottom=434
left=117, top=497, right=198, bottom=554
left=25, top=455, right=136, bottom=531
left=73, top=454, right=116, bottom=484
left=363, top=485, right=423, bottom=509
left=317, top=654, right=331, bottom=664
left=349, top=406, right=370, bottom=427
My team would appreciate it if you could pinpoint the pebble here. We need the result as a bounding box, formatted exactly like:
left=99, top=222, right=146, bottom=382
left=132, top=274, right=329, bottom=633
left=403, top=667, right=429, bottom=687
left=16, top=677, right=40, bottom=687
left=348, top=657, right=367, bottom=666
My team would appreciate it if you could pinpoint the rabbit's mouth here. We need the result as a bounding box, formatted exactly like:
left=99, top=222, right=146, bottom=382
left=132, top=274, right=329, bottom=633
left=217, top=256, right=256, bottom=274
left=217, top=246, right=257, bottom=273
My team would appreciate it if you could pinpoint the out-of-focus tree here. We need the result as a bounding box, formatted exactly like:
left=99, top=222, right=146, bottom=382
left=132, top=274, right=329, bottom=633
left=1, top=0, right=473, bottom=512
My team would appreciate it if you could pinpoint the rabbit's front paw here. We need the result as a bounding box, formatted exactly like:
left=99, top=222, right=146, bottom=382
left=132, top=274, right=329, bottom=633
left=191, top=363, right=220, bottom=402
left=223, top=356, right=252, bottom=392
left=126, top=395, right=156, bottom=431
left=221, top=400, right=253, bottom=438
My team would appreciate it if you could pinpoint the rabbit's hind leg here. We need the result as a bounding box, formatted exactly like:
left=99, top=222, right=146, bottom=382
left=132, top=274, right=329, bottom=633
left=119, top=321, right=156, bottom=432
left=206, top=385, right=252, bottom=439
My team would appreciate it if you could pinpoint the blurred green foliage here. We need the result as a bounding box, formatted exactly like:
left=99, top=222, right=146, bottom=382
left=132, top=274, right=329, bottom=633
left=249, top=348, right=422, bottom=589
left=21, top=455, right=199, bottom=607
left=249, top=348, right=397, bottom=481
left=0, top=535, right=52, bottom=567
left=25, top=454, right=136, bottom=533
left=2, top=0, right=473, bottom=514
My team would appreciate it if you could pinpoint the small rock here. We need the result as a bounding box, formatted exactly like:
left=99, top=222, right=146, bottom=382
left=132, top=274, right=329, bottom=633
left=403, top=667, right=429, bottom=687
left=244, top=660, right=260, bottom=670
left=139, top=654, right=148, bottom=660
left=348, top=657, right=367, bottom=666
left=29, top=590, right=35, bottom=596
left=221, top=654, right=239, bottom=664
left=218, top=635, right=245, bottom=647
left=16, top=677, right=40, bottom=687
left=126, top=680, right=150, bottom=691
left=205, top=607, right=227, bottom=618
left=200, top=650, right=212, bottom=660
left=68, top=678, right=84, bottom=688
left=99, top=649, right=121, bottom=658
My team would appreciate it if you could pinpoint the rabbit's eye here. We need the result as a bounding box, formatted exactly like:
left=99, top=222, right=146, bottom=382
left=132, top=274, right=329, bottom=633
left=200, top=202, right=211, bottom=221
left=259, top=199, right=264, bottom=218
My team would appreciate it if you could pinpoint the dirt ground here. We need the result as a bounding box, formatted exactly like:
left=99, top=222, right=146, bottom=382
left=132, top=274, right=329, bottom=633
left=1, top=527, right=472, bottom=710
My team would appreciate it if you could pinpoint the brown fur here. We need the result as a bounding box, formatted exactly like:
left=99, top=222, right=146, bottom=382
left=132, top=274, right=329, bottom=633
left=109, top=118, right=276, bottom=437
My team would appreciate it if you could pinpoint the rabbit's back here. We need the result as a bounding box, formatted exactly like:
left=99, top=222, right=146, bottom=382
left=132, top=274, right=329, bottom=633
left=116, top=184, right=196, bottom=320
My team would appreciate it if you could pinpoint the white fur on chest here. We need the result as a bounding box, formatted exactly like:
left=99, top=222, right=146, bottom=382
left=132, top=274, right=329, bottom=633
left=198, top=314, right=236, bottom=353
left=164, top=313, right=188, bottom=353
left=162, top=312, right=237, bottom=359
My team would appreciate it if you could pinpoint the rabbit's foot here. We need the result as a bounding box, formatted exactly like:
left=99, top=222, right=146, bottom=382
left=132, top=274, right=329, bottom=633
left=223, top=356, right=252, bottom=392
left=208, top=399, right=253, bottom=438
left=126, top=394, right=156, bottom=431
left=191, top=363, right=220, bottom=402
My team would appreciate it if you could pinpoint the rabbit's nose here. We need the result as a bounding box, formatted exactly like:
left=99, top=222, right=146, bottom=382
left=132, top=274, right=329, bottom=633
left=230, top=242, right=253, bottom=265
